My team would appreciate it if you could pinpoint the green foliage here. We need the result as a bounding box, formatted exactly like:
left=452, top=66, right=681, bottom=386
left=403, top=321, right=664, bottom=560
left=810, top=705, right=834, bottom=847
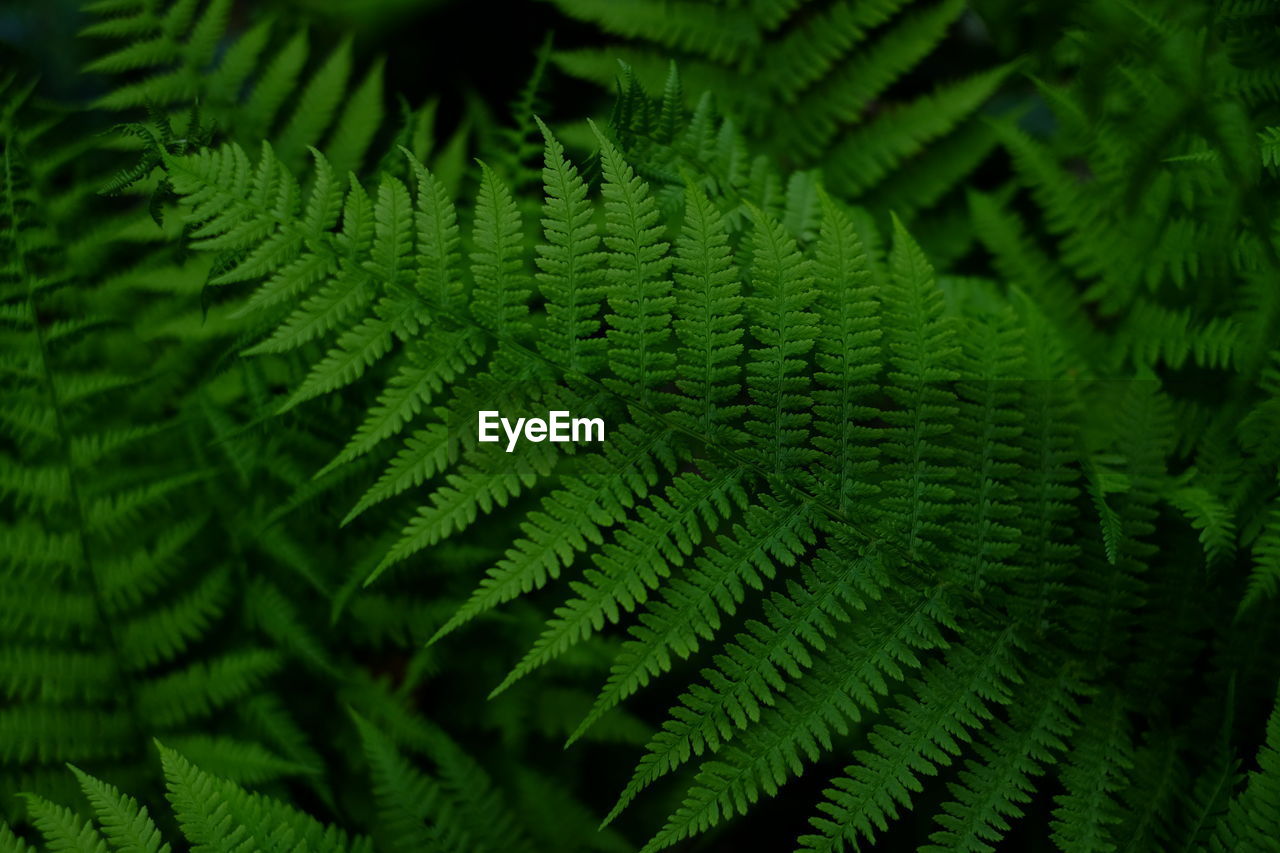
left=82, top=0, right=389, bottom=175
left=135, top=85, right=1086, bottom=850
left=0, top=91, right=296, bottom=820
left=548, top=0, right=1018, bottom=264
left=4, top=0, right=1280, bottom=850
left=7, top=743, right=364, bottom=852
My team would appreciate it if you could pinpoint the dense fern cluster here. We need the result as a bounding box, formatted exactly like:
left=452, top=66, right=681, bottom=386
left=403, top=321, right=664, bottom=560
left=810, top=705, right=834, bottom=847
left=549, top=0, right=1021, bottom=271
left=1, top=80, right=293, bottom=818
left=3, top=0, right=1280, bottom=850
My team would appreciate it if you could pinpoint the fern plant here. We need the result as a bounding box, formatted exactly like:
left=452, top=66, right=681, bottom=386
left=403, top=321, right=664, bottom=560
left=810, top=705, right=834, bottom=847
left=547, top=0, right=1018, bottom=264
left=3, top=0, right=616, bottom=840
left=139, top=26, right=1280, bottom=831
left=973, top=0, right=1280, bottom=700
left=0, top=84, right=310, bottom=821
left=4, top=0, right=1280, bottom=849
left=1, top=722, right=570, bottom=853
left=3, top=746, right=367, bottom=853
left=130, top=80, right=1102, bottom=849
left=82, top=0, right=390, bottom=174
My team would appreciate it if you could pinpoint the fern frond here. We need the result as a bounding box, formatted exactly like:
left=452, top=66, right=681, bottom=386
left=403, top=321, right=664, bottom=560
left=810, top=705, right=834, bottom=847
left=431, top=417, right=674, bottom=640
left=609, top=541, right=889, bottom=823
left=159, top=735, right=314, bottom=786
left=549, top=0, right=1010, bottom=223
left=1211, top=688, right=1280, bottom=851
left=1, top=119, right=294, bottom=818
left=771, top=0, right=967, bottom=163
left=573, top=495, right=816, bottom=742
left=20, top=794, right=105, bottom=853
left=347, top=686, right=537, bottom=853
left=921, top=670, right=1080, bottom=852
left=353, top=712, right=454, bottom=853
left=875, top=216, right=960, bottom=561
left=532, top=118, right=607, bottom=374
left=798, top=626, right=1024, bottom=853
left=743, top=205, right=818, bottom=476
left=591, top=120, right=675, bottom=403
left=951, top=309, right=1026, bottom=590
left=642, top=580, right=958, bottom=851
left=807, top=192, right=880, bottom=514
left=549, top=0, right=762, bottom=64
left=492, top=463, right=746, bottom=697
left=83, top=0, right=389, bottom=174
left=823, top=64, right=1016, bottom=199
left=1241, top=500, right=1280, bottom=614
left=671, top=177, right=745, bottom=440
left=471, top=163, right=532, bottom=340
left=1050, top=693, right=1135, bottom=853
left=159, top=742, right=367, bottom=853
left=67, top=765, right=170, bottom=853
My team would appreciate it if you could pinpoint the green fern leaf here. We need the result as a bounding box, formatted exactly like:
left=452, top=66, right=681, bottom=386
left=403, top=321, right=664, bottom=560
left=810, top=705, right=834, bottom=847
left=591, top=119, right=675, bottom=403
left=532, top=118, right=607, bottom=374
left=68, top=765, right=170, bottom=853
left=471, top=162, right=532, bottom=339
